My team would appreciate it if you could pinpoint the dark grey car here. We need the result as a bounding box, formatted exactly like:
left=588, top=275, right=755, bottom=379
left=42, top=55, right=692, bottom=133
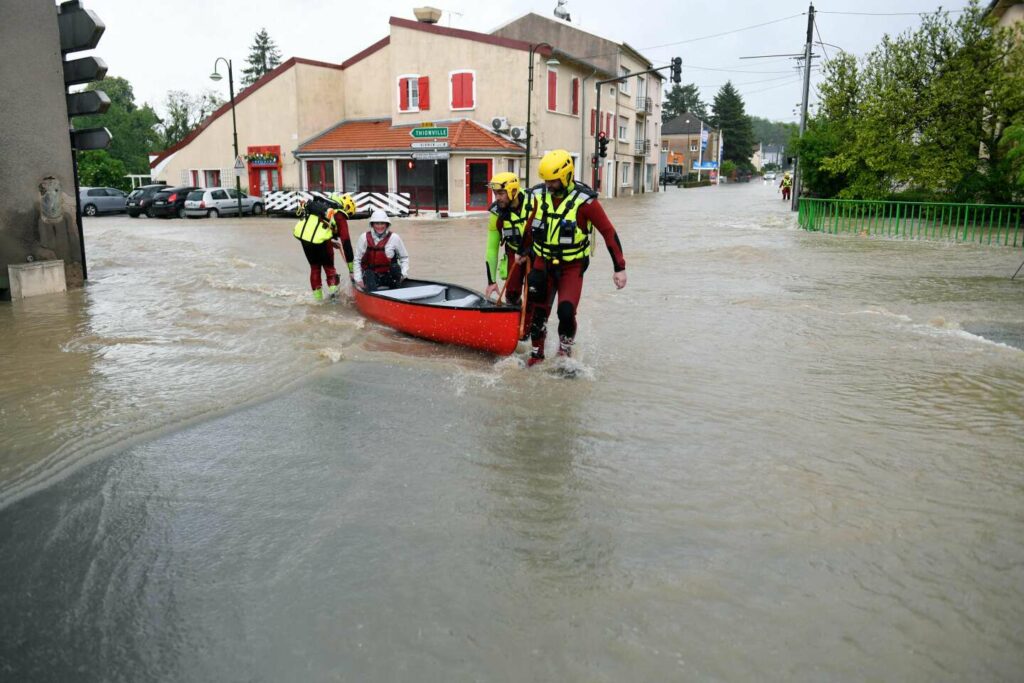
left=79, top=187, right=128, bottom=216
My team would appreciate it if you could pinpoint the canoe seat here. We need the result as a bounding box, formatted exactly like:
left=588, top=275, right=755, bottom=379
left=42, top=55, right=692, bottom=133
left=376, top=285, right=445, bottom=302
left=438, top=294, right=481, bottom=308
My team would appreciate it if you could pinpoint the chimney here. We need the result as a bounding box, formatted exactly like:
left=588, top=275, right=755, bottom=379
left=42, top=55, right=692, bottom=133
left=413, top=7, right=442, bottom=24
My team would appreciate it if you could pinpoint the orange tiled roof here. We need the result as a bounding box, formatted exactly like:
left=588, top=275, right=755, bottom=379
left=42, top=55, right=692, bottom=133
left=299, top=119, right=523, bottom=154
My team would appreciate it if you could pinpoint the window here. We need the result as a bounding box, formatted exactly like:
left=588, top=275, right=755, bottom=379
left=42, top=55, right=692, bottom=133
left=343, top=160, right=388, bottom=193
left=399, top=75, right=429, bottom=112
left=211, top=190, right=228, bottom=200
left=620, top=162, right=631, bottom=187
left=228, top=189, right=245, bottom=199
left=690, top=142, right=698, bottom=152
left=203, top=169, right=221, bottom=187
left=449, top=71, right=474, bottom=110
left=619, top=66, right=631, bottom=94
left=190, top=170, right=199, bottom=186
left=618, top=115, right=628, bottom=141
left=87, top=188, right=105, bottom=196
left=571, top=77, right=579, bottom=115
left=306, top=160, right=335, bottom=192
left=547, top=69, right=557, bottom=111
left=506, top=158, right=516, bottom=174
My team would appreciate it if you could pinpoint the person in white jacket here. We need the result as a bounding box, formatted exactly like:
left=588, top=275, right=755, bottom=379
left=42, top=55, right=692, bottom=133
left=353, top=209, right=409, bottom=291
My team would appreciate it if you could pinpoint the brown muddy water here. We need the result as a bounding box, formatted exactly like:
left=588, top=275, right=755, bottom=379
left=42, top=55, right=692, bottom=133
left=1, top=183, right=1022, bottom=681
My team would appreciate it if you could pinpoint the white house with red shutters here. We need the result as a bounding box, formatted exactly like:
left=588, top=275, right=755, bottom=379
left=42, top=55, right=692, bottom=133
left=151, top=9, right=660, bottom=213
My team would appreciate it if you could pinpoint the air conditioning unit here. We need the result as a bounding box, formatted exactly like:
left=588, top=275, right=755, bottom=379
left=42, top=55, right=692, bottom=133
left=509, top=125, right=526, bottom=140
left=491, top=116, right=510, bottom=132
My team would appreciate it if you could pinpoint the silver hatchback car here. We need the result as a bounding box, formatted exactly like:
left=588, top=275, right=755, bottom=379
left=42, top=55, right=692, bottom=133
left=79, top=187, right=128, bottom=216
left=184, top=187, right=264, bottom=218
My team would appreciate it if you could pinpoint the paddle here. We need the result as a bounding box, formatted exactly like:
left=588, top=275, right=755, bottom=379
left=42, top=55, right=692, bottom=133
left=496, top=256, right=520, bottom=304
left=518, top=259, right=531, bottom=340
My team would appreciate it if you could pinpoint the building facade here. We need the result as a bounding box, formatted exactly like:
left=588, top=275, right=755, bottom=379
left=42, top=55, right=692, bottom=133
left=150, top=13, right=616, bottom=214
left=492, top=12, right=664, bottom=197
left=661, top=113, right=720, bottom=179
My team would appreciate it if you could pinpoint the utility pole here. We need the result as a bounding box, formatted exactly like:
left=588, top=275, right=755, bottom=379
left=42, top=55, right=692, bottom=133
left=792, top=2, right=815, bottom=211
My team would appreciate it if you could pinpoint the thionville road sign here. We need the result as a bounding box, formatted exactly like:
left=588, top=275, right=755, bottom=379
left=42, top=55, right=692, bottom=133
left=410, top=127, right=448, bottom=139
left=411, top=151, right=450, bottom=161
left=410, top=141, right=449, bottom=149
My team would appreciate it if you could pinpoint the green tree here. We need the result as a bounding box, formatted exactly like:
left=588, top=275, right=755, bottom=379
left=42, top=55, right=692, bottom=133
left=662, top=83, right=708, bottom=122
left=241, top=28, right=282, bottom=87
left=750, top=116, right=797, bottom=147
left=711, top=82, right=755, bottom=169
left=77, top=150, right=129, bottom=190
left=73, top=76, right=162, bottom=174
left=158, top=90, right=225, bottom=149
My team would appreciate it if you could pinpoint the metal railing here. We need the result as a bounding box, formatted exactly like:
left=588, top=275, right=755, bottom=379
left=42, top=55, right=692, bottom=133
left=798, top=198, right=1024, bottom=247
left=635, top=96, right=652, bottom=114
left=634, top=139, right=651, bottom=156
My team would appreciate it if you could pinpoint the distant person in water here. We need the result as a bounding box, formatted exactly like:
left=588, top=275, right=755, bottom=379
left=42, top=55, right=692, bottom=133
left=353, top=210, right=409, bottom=291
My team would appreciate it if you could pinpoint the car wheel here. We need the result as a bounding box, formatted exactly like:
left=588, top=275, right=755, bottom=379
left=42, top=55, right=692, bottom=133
left=128, top=211, right=139, bottom=218
left=251, top=203, right=263, bottom=216
left=177, top=206, right=186, bottom=219
left=209, top=209, right=219, bottom=218
left=83, top=204, right=97, bottom=217
left=146, top=207, right=154, bottom=218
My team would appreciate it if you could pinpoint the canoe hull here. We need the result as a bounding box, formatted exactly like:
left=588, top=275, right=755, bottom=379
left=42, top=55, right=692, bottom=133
left=354, top=280, right=521, bottom=356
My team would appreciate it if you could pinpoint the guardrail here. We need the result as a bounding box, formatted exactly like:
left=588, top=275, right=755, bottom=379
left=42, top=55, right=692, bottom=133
left=798, top=198, right=1024, bottom=247
left=263, top=190, right=412, bottom=217
left=634, top=139, right=651, bottom=156
left=635, top=96, right=652, bottom=114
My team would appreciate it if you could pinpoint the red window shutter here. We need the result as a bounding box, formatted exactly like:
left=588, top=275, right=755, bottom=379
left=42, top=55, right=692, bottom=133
left=213, top=170, right=220, bottom=186
left=464, top=72, right=474, bottom=108
left=451, top=73, right=461, bottom=108
left=418, top=76, right=430, bottom=110
left=547, top=71, right=557, bottom=110
left=605, top=113, right=612, bottom=136
left=399, top=78, right=409, bottom=111
left=571, top=78, right=579, bottom=115
left=590, top=109, right=595, bottom=135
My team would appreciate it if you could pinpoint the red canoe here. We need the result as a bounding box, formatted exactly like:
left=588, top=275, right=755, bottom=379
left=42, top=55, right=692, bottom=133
left=353, top=279, right=522, bottom=356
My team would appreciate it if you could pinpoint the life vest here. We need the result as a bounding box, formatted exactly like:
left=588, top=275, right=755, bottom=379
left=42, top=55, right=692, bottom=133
left=781, top=176, right=793, bottom=188
left=531, top=182, right=597, bottom=264
left=361, top=230, right=396, bottom=274
left=293, top=214, right=334, bottom=244
left=489, top=194, right=532, bottom=252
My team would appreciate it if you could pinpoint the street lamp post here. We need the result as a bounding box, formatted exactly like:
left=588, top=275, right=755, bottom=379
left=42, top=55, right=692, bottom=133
left=210, top=58, right=243, bottom=219
left=525, top=43, right=559, bottom=186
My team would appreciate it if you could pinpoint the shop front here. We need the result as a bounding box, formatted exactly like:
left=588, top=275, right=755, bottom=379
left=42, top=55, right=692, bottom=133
left=246, top=145, right=282, bottom=196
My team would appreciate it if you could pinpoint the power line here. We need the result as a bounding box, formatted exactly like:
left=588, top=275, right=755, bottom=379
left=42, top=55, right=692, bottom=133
left=741, top=77, right=806, bottom=95
left=815, top=9, right=967, bottom=15
left=813, top=17, right=831, bottom=66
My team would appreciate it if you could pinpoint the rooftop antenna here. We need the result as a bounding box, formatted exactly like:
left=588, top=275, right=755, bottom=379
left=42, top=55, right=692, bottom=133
left=554, top=0, right=571, bottom=22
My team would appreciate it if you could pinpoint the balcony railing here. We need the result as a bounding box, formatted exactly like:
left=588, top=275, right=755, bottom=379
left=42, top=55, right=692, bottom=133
left=634, top=139, right=651, bottom=156
left=635, top=96, right=652, bottom=114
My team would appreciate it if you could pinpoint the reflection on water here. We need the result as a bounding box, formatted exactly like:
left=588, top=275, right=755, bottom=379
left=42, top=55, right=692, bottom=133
left=1, top=184, right=1023, bottom=680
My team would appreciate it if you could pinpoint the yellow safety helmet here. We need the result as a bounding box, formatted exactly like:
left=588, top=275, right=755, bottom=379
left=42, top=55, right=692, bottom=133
left=538, top=149, right=574, bottom=188
left=330, top=193, right=357, bottom=217
left=487, top=172, right=521, bottom=202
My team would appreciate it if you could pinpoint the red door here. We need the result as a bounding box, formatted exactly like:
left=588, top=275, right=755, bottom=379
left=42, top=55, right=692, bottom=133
left=465, top=159, right=492, bottom=211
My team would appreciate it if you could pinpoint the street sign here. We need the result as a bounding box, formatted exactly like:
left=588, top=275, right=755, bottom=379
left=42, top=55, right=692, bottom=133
left=692, top=161, right=718, bottom=170
left=411, top=151, right=450, bottom=161
left=66, top=89, right=109, bottom=117
left=410, top=141, right=449, bottom=149
left=63, top=55, right=107, bottom=86
left=58, top=3, right=105, bottom=53
left=234, top=156, right=245, bottom=170
left=71, top=127, right=111, bottom=150
left=410, top=127, right=448, bottom=139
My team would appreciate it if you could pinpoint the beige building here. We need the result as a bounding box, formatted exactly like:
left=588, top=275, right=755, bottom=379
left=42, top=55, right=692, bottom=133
left=151, top=12, right=618, bottom=214
left=492, top=12, right=665, bottom=196
left=660, top=114, right=721, bottom=179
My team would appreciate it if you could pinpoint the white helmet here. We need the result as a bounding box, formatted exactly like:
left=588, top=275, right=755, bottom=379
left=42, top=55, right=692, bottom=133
left=369, top=209, right=391, bottom=226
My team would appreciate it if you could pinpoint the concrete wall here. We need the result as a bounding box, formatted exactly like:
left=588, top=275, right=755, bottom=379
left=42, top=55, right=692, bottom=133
left=342, top=47, right=392, bottom=120
left=493, top=14, right=619, bottom=77
left=0, top=0, right=82, bottom=295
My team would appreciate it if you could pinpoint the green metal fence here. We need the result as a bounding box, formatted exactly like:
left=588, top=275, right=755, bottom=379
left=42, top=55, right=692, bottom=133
left=798, top=198, right=1024, bottom=247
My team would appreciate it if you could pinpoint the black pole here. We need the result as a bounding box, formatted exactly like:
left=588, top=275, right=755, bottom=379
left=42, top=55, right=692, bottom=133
left=792, top=2, right=815, bottom=212
left=70, top=141, right=87, bottom=280
left=433, top=160, right=439, bottom=215
left=227, top=60, right=243, bottom=218
left=594, top=82, right=601, bottom=191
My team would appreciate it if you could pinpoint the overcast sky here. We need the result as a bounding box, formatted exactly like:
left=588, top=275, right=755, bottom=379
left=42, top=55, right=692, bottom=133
left=79, top=0, right=973, bottom=123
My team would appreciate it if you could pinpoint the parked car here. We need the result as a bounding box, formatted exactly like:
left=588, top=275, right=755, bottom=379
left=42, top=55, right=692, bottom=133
left=184, top=187, right=265, bottom=218
left=79, top=187, right=128, bottom=216
left=764, top=171, right=777, bottom=181
left=149, top=186, right=199, bottom=218
left=659, top=170, right=684, bottom=185
left=126, top=183, right=168, bottom=217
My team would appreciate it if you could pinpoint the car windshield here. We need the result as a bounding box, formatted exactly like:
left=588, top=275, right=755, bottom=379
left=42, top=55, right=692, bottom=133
left=186, top=191, right=204, bottom=200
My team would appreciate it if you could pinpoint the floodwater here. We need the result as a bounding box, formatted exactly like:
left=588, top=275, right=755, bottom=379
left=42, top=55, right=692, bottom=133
left=1, top=183, right=1022, bottom=681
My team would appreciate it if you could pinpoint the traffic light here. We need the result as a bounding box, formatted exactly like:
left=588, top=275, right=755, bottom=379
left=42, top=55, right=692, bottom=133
left=670, top=57, right=682, bottom=84
left=597, top=132, right=609, bottom=158
left=59, top=1, right=111, bottom=151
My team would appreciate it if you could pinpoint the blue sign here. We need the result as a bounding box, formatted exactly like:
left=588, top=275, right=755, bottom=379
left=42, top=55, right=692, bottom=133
left=692, top=161, right=718, bottom=170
